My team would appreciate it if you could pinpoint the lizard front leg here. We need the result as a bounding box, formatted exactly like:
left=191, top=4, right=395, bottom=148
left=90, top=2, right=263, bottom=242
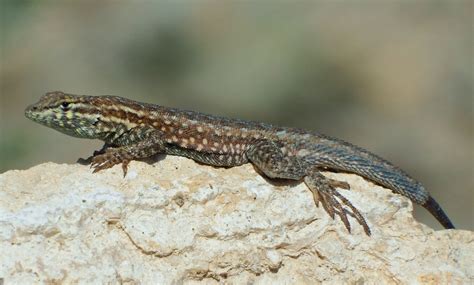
left=90, top=128, right=165, bottom=176
left=247, top=140, right=370, bottom=235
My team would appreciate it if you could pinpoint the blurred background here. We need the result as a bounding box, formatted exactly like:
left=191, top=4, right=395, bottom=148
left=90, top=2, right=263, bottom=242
left=0, top=1, right=472, bottom=230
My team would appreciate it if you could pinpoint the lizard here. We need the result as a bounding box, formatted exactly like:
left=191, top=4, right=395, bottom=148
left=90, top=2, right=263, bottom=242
left=24, top=91, right=456, bottom=235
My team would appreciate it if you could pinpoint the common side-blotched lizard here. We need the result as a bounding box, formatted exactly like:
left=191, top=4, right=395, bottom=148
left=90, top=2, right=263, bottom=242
left=25, top=91, right=456, bottom=235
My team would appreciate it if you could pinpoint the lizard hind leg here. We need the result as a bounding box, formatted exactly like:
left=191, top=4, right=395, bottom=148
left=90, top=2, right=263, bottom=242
left=247, top=141, right=369, bottom=235
left=304, top=172, right=371, bottom=236
left=327, top=178, right=350, bottom=190
left=246, top=140, right=307, bottom=180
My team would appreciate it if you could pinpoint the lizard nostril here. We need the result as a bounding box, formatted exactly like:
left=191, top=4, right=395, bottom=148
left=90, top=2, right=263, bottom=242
left=25, top=105, right=37, bottom=113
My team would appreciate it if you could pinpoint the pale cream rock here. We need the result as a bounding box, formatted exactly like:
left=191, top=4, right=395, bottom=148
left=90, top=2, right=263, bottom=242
left=0, top=157, right=472, bottom=284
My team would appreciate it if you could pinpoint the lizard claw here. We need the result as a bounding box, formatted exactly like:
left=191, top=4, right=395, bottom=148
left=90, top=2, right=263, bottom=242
left=304, top=173, right=371, bottom=236
left=328, top=179, right=350, bottom=190
left=121, top=160, right=130, bottom=177
left=90, top=148, right=130, bottom=176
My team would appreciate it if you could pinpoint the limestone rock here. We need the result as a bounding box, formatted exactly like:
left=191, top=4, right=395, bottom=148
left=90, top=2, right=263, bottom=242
left=0, top=157, right=472, bottom=284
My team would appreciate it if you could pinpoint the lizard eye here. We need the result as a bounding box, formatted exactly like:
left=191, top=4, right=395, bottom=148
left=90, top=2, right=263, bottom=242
left=60, top=102, right=70, bottom=110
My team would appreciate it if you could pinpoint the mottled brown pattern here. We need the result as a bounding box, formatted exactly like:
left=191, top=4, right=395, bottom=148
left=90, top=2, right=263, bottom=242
left=25, top=91, right=455, bottom=235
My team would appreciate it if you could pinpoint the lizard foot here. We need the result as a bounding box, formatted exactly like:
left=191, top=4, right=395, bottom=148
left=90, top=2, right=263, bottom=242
left=78, top=143, right=114, bottom=166
left=90, top=148, right=131, bottom=177
left=304, top=173, right=371, bottom=236
left=327, top=179, right=350, bottom=190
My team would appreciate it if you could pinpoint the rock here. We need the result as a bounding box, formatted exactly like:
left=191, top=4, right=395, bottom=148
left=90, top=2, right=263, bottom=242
left=0, top=157, right=472, bottom=284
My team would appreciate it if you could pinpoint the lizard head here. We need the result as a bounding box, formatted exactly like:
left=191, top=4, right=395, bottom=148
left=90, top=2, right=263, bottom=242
left=25, top=91, right=103, bottom=139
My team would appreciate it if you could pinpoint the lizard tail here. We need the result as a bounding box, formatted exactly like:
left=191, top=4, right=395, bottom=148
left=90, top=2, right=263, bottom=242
left=423, top=196, right=455, bottom=229
left=303, top=135, right=456, bottom=229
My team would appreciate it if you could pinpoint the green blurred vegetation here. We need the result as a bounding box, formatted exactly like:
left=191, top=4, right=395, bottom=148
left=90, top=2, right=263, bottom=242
left=0, top=1, right=472, bottom=230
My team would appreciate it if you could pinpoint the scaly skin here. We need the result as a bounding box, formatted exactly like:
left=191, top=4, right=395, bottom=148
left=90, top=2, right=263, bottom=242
left=25, top=91, right=456, bottom=235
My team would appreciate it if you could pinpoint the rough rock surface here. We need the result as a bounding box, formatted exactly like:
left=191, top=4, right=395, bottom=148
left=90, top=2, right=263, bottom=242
left=0, top=156, right=472, bottom=284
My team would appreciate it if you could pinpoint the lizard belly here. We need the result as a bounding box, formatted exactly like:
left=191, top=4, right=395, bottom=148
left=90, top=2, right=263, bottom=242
left=165, top=145, right=248, bottom=167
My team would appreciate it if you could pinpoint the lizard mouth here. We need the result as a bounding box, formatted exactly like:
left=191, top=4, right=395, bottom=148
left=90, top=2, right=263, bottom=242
left=24, top=103, right=50, bottom=125
left=24, top=104, right=38, bottom=120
